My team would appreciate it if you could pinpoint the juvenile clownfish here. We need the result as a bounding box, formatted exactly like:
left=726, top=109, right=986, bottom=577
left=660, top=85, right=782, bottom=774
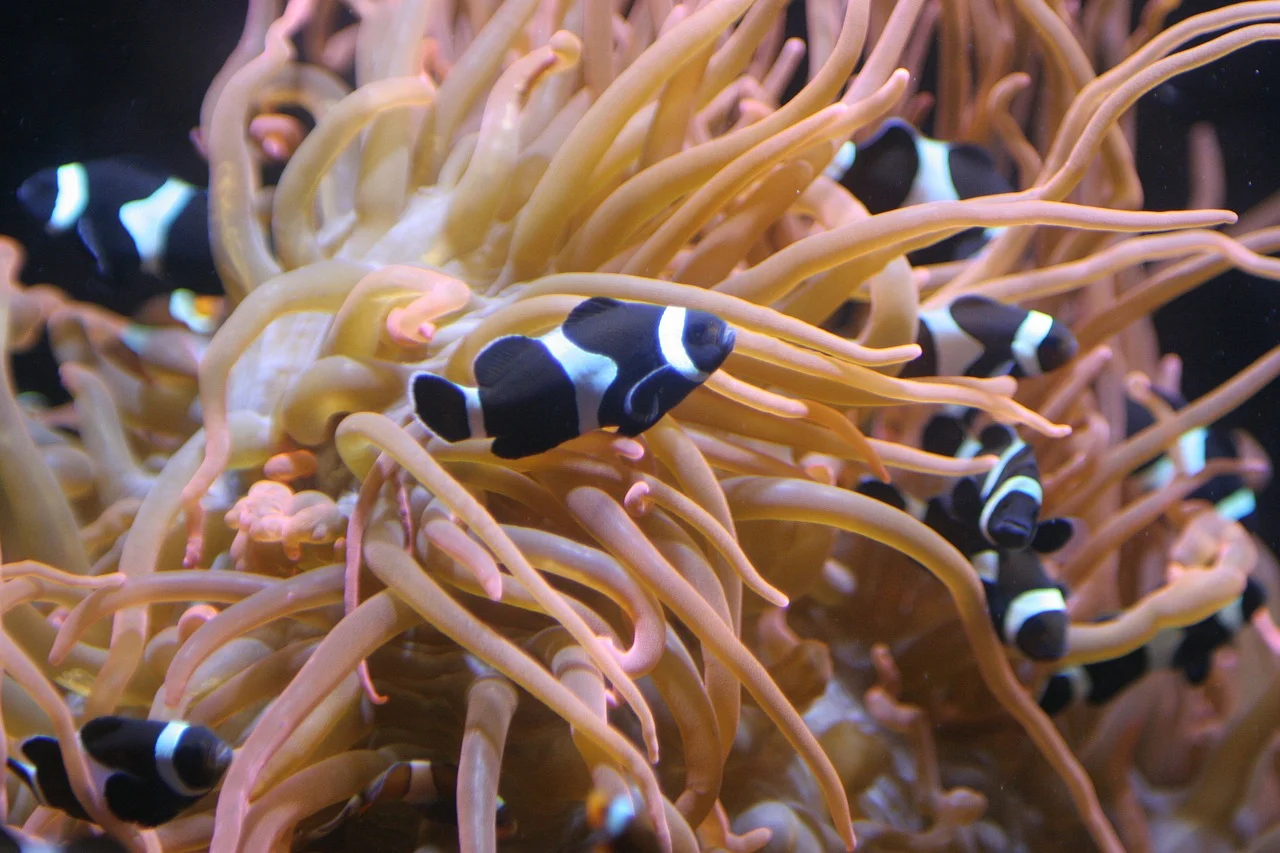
left=411, top=297, right=735, bottom=459
left=573, top=787, right=658, bottom=853
left=854, top=477, right=1075, bottom=661
left=17, top=159, right=220, bottom=296
left=901, top=295, right=1078, bottom=380
left=6, top=716, right=232, bottom=827
left=301, top=759, right=516, bottom=843
left=825, top=118, right=1015, bottom=264
left=1124, top=388, right=1258, bottom=527
left=945, top=422, right=1044, bottom=552
left=1039, top=577, right=1268, bottom=714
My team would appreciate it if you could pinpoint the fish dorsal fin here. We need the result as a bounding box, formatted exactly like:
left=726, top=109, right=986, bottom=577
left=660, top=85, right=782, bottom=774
left=473, top=336, right=541, bottom=388
left=853, top=478, right=907, bottom=511
left=563, top=297, right=624, bottom=331
left=1181, top=651, right=1212, bottom=685
left=21, top=735, right=63, bottom=770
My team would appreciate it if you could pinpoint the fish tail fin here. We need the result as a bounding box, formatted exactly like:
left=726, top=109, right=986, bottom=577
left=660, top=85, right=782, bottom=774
left=410, top=372, right=476, bottom=442
left=6, top=756, right=35, bottom=792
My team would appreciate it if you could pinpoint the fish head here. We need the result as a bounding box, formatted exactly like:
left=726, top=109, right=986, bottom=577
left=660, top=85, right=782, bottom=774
left=173, top=725, right=233, bottom=791
left=17, top=166, right=61, bottom=228
left=681, top=309, right=735, bottom=375
left=1034, top=317, right=1079, bottom=374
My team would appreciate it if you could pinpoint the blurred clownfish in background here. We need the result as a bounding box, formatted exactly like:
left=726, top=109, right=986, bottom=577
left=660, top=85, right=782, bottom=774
left=825, top=117, right=1016, bottom=264
left=17, top=158, right=222, bottom=300
left=0, top=826, right=127, bottom=852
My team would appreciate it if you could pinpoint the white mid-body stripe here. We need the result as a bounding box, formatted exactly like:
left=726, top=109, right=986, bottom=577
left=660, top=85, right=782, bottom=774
left=50, top=163, right=90, bottom=232
left=155, top=721, right=203, bottom=797
left=1146, top=626, right=1183, bottom=671
left=980, top=475, right=1043, bottom=535
left=540, top=327, right=618, bottom=433
left=922, top=307, right=984, bottom=377
left=971, top=551, right=1000, bottom=583
left=1215, top=487, right=1256, bottom=521
left=905, top=137, right=960, bottom=206
left=1175, top=427, right=1209, bottom=475
left=825, top=140, right=857, bottom=181
left=1010, top=311, right=1054, bottom=376
left=461, top=386, right=487, bottom=438
left=1062, top=665, right=1091, bottom=705
left=405, top=762, right=440, bottom=803
left=1003, top=587, right=1066, bottom=644
left=1216, top=595, right=1247, bottom=635
left=657, top=307, right=705, bottom=382
left=119, top=178, right=198, bottom=274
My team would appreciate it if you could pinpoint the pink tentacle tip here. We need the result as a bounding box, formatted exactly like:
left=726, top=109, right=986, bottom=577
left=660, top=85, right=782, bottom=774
left=47, top=607, right=71, bottom=631
left=177, top=605, right=220, bottom=645
left=358, top=660, right=389, bottom=705
left=612, top=436, right=647, bottom=462
left=623, top=482, right=653, bottom=517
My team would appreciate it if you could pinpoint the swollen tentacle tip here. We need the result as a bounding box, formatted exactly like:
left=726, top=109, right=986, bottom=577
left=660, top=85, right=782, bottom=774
left=614, top=437, right=647, bottom=462
left=358, top=660, right=389, bottom=706
left=624, top=482, right=653, bottom=516
left=177, top=604, right=219, bottom=644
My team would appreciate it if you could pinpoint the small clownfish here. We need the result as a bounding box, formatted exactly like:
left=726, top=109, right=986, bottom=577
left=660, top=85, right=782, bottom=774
left=825, top=118, right=1015, bottom=264
left=901, top=295, right=1078, bottom=380
left=300, top=760, right=516, bottom=844
left=0, top=827, right=127, bottom=853
left=6, top=717, right=232, bottom=827
left=17, top=159, right=220, bottom=296
left=576, top=787, right=659, bottom=853
left=854, top=478, right=1075, bottom=661
left=946, top=422, right=1044, bottom=552
left=411, top=297, right=735, bottom=459
left=1039, top=577, right=1268, bottom=714
left=1124, top=388, right=1258, bottom=527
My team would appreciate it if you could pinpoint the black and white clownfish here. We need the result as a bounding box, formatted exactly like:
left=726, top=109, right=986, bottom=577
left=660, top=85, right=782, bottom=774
left=300, top=759, right=515, bottom=844
left=945, top=421, right=1044, bottom=551
left=411, top=297, right=735, bottom=459
left=1124, top=388, right=1257, bottom=527
left=825, top=118, right=1015, bottom=264
left=569, top=787, right=658, bottom=853
left=6, top=716, right=233, bottom=827
left=0, top=827, right=127, bottom=853
left=901, top=295, right=1078, bottom=380
left=17, top=159, right=220, bottom=296
left=1039, top=577, right=1268, bottom=714
left=853, top=478, right=1075, bottom=661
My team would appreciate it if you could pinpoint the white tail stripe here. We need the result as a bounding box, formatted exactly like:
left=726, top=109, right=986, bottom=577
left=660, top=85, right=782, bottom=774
left=462, top=386, right=487, bottom=438
left=51, top=163, right=90, bottom=232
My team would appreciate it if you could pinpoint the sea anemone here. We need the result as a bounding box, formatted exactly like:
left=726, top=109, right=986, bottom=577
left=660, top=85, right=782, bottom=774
left=2, top=0, right=1280, bottom=851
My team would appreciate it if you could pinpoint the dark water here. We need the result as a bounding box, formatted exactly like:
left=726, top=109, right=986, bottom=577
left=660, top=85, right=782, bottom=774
left=1, top=0, right=1279, bottom=553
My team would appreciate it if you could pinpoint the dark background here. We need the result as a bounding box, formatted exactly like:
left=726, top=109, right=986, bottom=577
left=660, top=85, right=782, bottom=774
left=1, top=0, right=1279, bottom=551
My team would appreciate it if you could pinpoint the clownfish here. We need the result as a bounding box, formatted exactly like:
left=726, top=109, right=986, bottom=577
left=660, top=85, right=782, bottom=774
left=0, top=827, right=127, bottom=853
left=566, top=787, right=658, bottom=853
left=6, top=717, right=232, bottom=827
left=1124, top=388, right=1257, bottom=526
left=301, top=759, right=515, bottom=844
left=411, top=297, right=735, bottom=459
left=901, top=295, right=1078, bottom=380
left=854, top=478, right=1075, bottom=661
left=945, top=422, right=1044, bottom=552
left=17, top=159, right=220, bottom=296
left=825, top=118, right=1015, bottom=264
left=1039, top=577, right=1268, bottom=713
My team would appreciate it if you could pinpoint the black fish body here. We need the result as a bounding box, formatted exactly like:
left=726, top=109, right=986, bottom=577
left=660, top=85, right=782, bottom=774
left=412, top=297, right=735, bottom=458
left=1039, top=578, right=1267, bottom=713
left=904, top=295, right=1077, bottom=380
left=6, top=717, right=232, bottom=827
left=17, top=159, right=219, bottom=297
left=825, top=118, right=1015, bottom=264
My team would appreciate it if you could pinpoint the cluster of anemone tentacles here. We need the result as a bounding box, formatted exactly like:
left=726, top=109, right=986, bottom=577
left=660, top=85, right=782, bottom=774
left=2, top=0, right=1280, bottom=851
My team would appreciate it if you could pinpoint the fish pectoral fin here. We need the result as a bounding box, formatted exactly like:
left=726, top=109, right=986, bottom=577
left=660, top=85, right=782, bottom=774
left=1032, top=517, right=1076, bottom=554
left=76, top=218, right=113, bottom=277
left=473, top=335, right=541, bottom=388
left=622, top=365, right=676, bottom=428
